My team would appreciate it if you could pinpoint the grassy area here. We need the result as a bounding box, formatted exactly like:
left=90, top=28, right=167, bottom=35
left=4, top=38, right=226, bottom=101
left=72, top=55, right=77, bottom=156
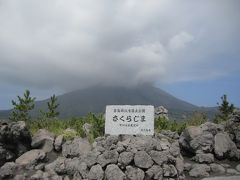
left=27, top=113, right=105, bottom=141
left=26, top=111, right=208, bottom=141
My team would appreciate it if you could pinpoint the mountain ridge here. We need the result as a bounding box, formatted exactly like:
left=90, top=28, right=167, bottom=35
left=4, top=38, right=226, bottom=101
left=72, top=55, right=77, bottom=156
left=0, top=85, right=217, bottom=120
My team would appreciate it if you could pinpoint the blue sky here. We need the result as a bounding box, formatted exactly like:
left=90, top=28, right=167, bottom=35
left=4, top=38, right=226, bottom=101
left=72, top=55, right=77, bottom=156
left=0, top=0, right=239, bottom=110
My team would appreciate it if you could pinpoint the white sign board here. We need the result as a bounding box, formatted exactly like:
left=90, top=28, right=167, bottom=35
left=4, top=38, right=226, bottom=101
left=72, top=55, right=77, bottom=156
left=105, top=105, right=154, bottom=135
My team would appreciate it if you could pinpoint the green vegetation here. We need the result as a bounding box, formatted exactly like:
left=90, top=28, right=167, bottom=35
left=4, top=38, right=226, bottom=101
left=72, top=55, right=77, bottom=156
left=27, top=113, right=104, bottom=141
left=155, top=111, right=207, bottom=134
left=10, top=90, right=235, bottom=140
left=214, top=94, right=235, bottom=123
left=40, top=94, right=60, bottom=118
left=10, top=90, right=36, bottom=122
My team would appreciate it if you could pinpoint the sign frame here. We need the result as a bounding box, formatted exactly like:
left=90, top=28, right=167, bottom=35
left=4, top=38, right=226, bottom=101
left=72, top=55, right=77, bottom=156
left=105, top=105, right=154, bottom=135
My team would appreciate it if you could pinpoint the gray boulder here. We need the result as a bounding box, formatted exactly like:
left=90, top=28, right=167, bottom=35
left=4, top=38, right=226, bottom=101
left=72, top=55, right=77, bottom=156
left=97, top=150, right=119, bottom=167
left=179, top=126, right=203, bottom=153
left=15, top=149, right=46, bottom=168
left=46, top=157, right=88, bottom=177
left=62, top=137, right=91, bottom=158
left=200, top=122, right=224, bottom=136
left=88, top=164, right=104, bottom=180
left=0, top=162, right=17, bottom=179
left=214, top=132, right=237, bottom=159
left=155, top=106, right=168, bottom=120
left=149, top=150, right=168, bottom=166
left=163, top=164, right=178, bottom=177
left=134, top=151, right=153, bottom=169
left=125, top=166, right=144, bottom=180
left=118, top=151, right=134, bottom=166
left=105, top=164, right=126, bottom=180
left=0, top=121, right=31, bottom=166
left=210, top=163, right=225, bottom=174
left=30, top=170, right=44, bottom=180
left=225, top=112, right=240, bottom=148
left=189, top=164, right=210, bottom=178
left=236, top=164, right=240, bottom=172
left=175, top=157, right=184, bottom=174
left=54, top=135, right=64, bottom=152
left=192, top=153, right=214, bottom=164
left=184, top=162, right=192, bottom=171
left=190, top=133, right=214, bottom=153
left=227, top=168, right=240, bottom=175
left=82, top=123, right=93, bottom=136
left=81, top=151, right=100, bottom=167
left=161, top=130, right=179, bottom=140
left=145, top=165, right=163, bottom=180
left=31, top=129, right=55, bottom=153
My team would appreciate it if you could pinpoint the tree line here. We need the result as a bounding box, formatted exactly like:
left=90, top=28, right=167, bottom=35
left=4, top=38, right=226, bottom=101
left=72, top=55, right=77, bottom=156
left=10, top=90, right=59, bottom=121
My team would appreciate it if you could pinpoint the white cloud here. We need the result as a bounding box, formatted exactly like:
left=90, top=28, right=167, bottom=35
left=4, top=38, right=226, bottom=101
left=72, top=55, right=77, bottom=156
left=0, top=0, right=239, bottom=91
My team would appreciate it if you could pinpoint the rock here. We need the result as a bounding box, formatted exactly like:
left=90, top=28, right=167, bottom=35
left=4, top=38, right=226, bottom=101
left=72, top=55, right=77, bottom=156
left=134, top=151, right=153, bottom=169
left=214, top=132, right=237, bottom=159
left=225, top=110, right=240, bottom=148
left=189, top=164, right=210, bottom=178
left=190, top=133, right=214, bottom=153
left=221, top=163, right=231, bottom=168
left=82, top=123, right=93, bottom=136
left=35, top=163, right=44, bottom=170
left=202, top=176, right=240, bottom=180
left=127, top=136, right=157, bottom=152
left=169, top=141, right=181, bottom=157
left=81, top=151, right=99, bottom=167
left=145, top=165, right=163, bottom=180
left=73, top=172, right=82, bottom=180
left=0, top=121, right=31, bottom=166
left=200, top=122, right=224, bottom=136
left=161, top=130, right=179, bottom=140
left=210, top=163, right=225, bottom=174
left=227, top=168, right=240, bottom=175
left=179, top=126, right=203, bottom=152
left=155, top=106, right=168, bottom=120
left=105, top=164, right=126, bottom=180
left=118, top=151, right=134, bottom=166
left=14, top=174, right=26, bottom=180
left=125, top=166, right=145, bottom=180
left=105, top=135, right=119, bottom=147
left=97, top=150, right=119, bottom=167
left=54, top=135, right=64, bottom=151
left=15, top=149, right=46, bottom=168
left=192, top=153, right=214, bottom=164
left=30, top=170, right=43, bottom=180
left=184, top=162, right=192, bottom=171
left=175, top=157, right=184, bottom=174
left=0, top=162, right=17, bottom=179
left=48, top=157, right=88, bottom=177
left=88, top=164, right=104, bottom=180
left=163, top=164, right=178, bottom=177
left=31, top=129, right=55, bottom=153
left=236, top=164, right=240, bottom=172
left=158, top=138, right=171, bottom=150
left=149, top=150, right=168, bottom=166
left=62, top=137, right=91, bottom=158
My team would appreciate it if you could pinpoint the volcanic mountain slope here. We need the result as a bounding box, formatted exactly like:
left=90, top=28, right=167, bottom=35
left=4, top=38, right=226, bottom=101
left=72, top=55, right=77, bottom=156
left=0, top=84, right=217, bottom=119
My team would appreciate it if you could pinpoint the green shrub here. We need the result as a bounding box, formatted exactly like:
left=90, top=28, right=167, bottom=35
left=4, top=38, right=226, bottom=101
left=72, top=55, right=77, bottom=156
left=27, top=113, right=105, bottom=142
left=10, top=90, right=36, bottom=122
left=186, top=111, right=207, bottom=126
left=214, top=94, right=235, bottom=123
left=154, top=117, right=186, bottom=135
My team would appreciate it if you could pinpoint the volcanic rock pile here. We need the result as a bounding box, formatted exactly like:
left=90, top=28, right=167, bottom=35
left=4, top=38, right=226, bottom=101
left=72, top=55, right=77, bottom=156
left=0, top=110, right=240, bottom=180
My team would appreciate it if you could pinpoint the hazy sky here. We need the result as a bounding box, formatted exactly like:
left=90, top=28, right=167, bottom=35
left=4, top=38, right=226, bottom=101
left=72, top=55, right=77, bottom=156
left=0, top=0, right=240, bottom=109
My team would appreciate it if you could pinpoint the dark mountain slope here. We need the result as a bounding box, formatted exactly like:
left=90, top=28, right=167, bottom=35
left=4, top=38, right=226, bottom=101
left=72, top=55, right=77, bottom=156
left=0, top=84, right=217, bottom=120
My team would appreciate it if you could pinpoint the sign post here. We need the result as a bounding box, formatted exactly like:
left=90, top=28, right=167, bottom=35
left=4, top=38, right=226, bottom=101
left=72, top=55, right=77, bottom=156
left=105, top=105, right=154, bottom=135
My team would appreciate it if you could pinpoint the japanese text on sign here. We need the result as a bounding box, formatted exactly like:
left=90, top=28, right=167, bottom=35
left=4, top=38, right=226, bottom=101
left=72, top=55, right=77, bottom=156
left=105, top=105, right=154, bottom=135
